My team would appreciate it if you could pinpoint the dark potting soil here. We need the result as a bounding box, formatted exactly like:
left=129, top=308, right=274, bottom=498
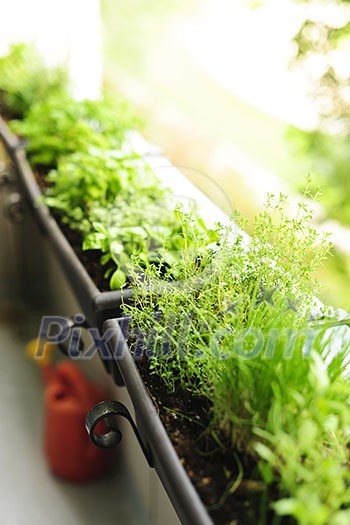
left=136, top=358, right=293, bottom=525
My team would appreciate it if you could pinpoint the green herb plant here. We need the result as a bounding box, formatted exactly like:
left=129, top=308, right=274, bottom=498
left=124, top=189, right=350, bottom=525
left=0, top=45, right=217, bottom=288
left=9, top=94, right=138, bottom=168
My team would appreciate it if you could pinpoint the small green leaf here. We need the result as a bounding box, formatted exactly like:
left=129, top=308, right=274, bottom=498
left=274, top=498, right=299, bottom=516
left=82, top=232, right=107, bottom=251
left=110, top=269, right=127, bottom=290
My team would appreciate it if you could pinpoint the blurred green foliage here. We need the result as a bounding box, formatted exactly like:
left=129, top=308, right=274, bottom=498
left=0, top=44, right=67, bottom=119
left=287, top=127, right=350, bottom=225
left=288, top=0, right=350, bottom=225
left=11, top=94, right=137, bottom=167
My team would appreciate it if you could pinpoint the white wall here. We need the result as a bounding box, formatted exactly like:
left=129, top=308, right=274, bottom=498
left=0, top=0, right=102, bottom=99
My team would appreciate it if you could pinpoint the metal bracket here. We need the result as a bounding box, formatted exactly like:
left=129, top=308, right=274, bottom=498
left=85, top=400, right=154, bottom=467
left=55, top=317, right=127, bottom=387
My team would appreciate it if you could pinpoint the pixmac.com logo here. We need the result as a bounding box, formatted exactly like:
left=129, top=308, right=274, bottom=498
left=34, top=313, right=322, bottom=362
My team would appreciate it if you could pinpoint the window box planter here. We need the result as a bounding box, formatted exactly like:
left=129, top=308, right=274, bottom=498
left=0, top=114, right=214, bottom=525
